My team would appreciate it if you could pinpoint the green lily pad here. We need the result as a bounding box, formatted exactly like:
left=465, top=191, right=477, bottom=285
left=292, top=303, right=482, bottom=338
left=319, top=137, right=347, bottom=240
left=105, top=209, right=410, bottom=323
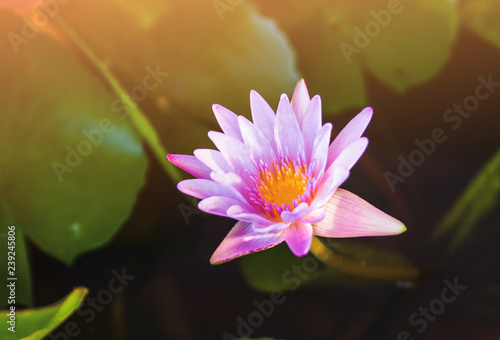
left=57, top=0, right=299, bottom=154
left=0, top=287, right=88, bottom=340
left=0, top=9, right=148, bottom=265
left=460, top=0, right=500, bottom=50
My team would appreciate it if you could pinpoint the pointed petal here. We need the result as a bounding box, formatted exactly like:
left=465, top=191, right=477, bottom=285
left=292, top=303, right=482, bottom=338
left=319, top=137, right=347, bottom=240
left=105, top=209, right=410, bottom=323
left=252, top=221, right=290, bottom=233
left=208, top=131, right=256, bottom=175
left=275, top=94, right=304, bottom=158
left=226, top=205, right=271, bottom=225
left=166, top=154, right=212, bottom=179
left=177, top=179, right=237, bottom=200
left=194, top=149, right=232, bottom=173
left=198, top=196, right=242, bottom=218
left=301, top=95, right=323, bottom=162
left=327, top=137, right=368, bottom=172
left=310, top=123, right=333, bottom=175
left=250, top=90, right=276, bottom=149
left=300, top=206, right=326, bottom=223
left=238, top=116, right=275, bottom=165
left=311, top=166, right=350, bottom=210
left=212, top=104, right=243, bottom=141
left=210, top=221, right=285, bottom=264
left=313, top=189, right=406, bottom=238
left=328, top=107, right=373, bottom=167
left=280, top=202, right=309, bottom=223
left=291, top=79, right=310, bottom=126
left=284, top=223, right=313, bottom=257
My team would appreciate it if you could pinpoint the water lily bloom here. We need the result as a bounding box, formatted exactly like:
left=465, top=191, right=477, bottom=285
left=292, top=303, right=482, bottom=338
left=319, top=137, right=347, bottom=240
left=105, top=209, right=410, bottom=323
left=167, top=80, right=406, bottom=264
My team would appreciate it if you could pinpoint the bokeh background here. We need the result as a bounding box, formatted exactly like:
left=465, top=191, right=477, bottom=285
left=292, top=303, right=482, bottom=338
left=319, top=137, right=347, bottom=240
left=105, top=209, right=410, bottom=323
left=0, top=0, right=500, bottom=339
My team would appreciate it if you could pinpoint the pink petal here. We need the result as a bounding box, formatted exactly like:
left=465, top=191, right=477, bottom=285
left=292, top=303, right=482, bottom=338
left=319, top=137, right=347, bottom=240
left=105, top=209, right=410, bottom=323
left=310, top=166, right=350, bottom=210
left=252, top=221, right=290, bottom=233
left=310, top=123, right=333, bottom=175
left=166, top=154, right=212, bottom=179
left=238, top=116, right=275, bottom=166
left=284, top=223, right=313, bottom=257
left=198, top=196, right=243, bottom=218
left=313, top=189, right=406, bottom=238
left=226, top=205, right=272, bottom=225
left=327, top=137, right=368, bottom=172
left=301, top=95, right=322, bottom=162
left=210, top=221, right=285, bottom=264
left=177, top=179, right=237, bottom=200
left=275, top=94, right=304, bottom=158
left=208, top=131, right=256, bottom=175
left=291, top=79, right=310, bottom=126
left=212, top=104, right=243, bottom=141
left=300, top=206, right=326, bottom=223
left=194, top=149, right=232, bottom=173
left=250, top=90, right=276, bottom=150
left=280, top=202, right=309, bottom=223
left=327, top=107, right=373, bottom=167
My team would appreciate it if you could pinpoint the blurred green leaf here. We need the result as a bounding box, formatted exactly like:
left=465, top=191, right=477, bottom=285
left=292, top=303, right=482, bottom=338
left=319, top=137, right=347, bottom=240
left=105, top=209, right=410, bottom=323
left=359, top=0, right=458, bottom=92
left=0, top=221, right=32, bottom=308
left=432, top=147, right=500, bottom=252
left=460, top=0, right=500, bottom=50
left=254, top=0, right=458, bottom=112
left=57, top=0, right=299, bottom=154
left=0, top=287, right=88, bottom=340
left=0, top=9, right=148, bottom=265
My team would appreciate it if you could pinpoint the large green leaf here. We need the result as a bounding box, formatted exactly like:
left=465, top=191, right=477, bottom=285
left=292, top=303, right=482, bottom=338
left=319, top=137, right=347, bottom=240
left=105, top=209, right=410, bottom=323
left=460, top=0, right=500, bottom=50
left=0, top=287, right=88, bottom=340
left=56, top=0, right=299, bottom=154
left=432, top=147, right=500, bottom=252
left=0, top=9, right=148, bottom=265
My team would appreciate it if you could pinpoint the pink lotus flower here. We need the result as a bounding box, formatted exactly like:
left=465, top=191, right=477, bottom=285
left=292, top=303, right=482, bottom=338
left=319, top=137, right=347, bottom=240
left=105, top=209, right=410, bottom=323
left=167, top=80, right=406, bottom=264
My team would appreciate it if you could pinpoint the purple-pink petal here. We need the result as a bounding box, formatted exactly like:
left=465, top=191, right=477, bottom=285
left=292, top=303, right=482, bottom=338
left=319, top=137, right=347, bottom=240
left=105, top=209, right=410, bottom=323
left=310, top=123, right=333, bottom=175
left=210, top=221, right=285, bottom=264
left=313, top=188, right=406, bottom=238
left=275, top=94, right=304, bottom=158
left=291, top=79, right=310, bottom=126
left=193, top=149, right=232, bottom=174
left=301, top=95, right=322, bottom=162
left=250, top=90, right=276, bottom=150
left=212, top=104, right=243, bottom=141
left=284, top=223, right=313, bottom=257
left=238, top=116, right=275, bottom=166
left=177, top=179, right=236, bottom=200
left=166, top=154, right=212, bottom=179
left=327, top=107, right=373, bottom=166
left=198, top=196, right=243, bottom=218
left=327, top=137, right=368, bottom=172
left=280, top=202, right=309, bottom=223
left=208, top=131, right=256, bottom=175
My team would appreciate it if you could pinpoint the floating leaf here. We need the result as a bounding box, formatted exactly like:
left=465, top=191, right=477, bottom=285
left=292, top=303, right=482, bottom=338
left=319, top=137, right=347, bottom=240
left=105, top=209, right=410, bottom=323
left=432, top=147, right=500, bottom=252
left=56, top=0, right=299, bottom=154
left=460, top=0, right=500, bottom=50
left=0, top=287, right=88, bottom=340
left=0, top=9, right=148, bottom=265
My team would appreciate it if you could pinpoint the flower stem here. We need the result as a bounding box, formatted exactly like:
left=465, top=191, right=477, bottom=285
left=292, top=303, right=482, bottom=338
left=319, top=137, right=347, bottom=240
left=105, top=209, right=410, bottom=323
left=51, top=15, right=184, bottom=184
left=309, top=236, right=420, bottom=282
